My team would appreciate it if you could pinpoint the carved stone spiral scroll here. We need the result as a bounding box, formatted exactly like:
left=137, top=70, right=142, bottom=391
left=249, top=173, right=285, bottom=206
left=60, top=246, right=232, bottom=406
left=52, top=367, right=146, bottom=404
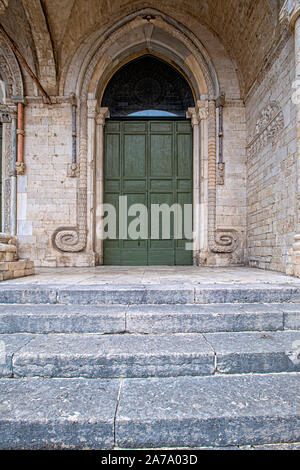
left=52, top=227, right=80, bottom=252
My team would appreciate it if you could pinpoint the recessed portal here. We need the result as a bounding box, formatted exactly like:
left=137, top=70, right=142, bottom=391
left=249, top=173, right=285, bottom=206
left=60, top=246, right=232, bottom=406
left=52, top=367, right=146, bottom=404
left=101, top=56, right=195, bottom=266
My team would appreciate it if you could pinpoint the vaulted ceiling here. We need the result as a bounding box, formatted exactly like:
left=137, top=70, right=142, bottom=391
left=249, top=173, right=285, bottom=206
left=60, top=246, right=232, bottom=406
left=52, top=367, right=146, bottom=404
left=0, top=0, right=288, bottom=97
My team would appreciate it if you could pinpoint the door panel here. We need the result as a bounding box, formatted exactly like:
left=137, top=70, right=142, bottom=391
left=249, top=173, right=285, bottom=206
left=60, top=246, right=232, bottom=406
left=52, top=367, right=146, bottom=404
left=103, top=120, right=193, bottom=266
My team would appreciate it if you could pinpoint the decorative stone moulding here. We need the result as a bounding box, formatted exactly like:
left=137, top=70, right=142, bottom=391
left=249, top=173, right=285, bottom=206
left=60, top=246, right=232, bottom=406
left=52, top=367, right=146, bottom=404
left=216, top=162, right=225, bottom=185
left=247, top=102, right=284, bottom=160
left=15, top=161, right=26, bottom=175
left=67, top=163, right=79, bottom=178
left=0, top=106, right=12, bottom=122
left=280, top=0, right=300, bottom=29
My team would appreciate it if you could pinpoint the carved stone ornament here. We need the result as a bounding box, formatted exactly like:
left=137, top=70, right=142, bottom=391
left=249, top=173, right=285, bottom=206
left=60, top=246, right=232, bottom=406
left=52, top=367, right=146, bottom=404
left=280, top=0, right=300, bottom=29
left=216, top=162, right=225, bottom=185
left=15, top=162, right=26, bottom=175
left=67, top=163, right=79, bottom=178
left=248, top=102, right=284, bottom=160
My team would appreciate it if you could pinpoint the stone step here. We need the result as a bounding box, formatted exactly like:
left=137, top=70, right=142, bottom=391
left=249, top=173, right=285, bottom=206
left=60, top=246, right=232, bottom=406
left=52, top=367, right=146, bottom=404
left=1, top=331, right=299, bottom=378
left=0, top=303, right=299, bottom=334
left=1, top=283, right=300, bottom=305
left=0, top=373, right=299, bottom=449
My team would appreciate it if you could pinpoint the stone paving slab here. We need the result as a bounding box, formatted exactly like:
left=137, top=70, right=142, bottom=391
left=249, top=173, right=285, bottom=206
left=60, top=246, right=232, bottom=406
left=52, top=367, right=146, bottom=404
left=0, top=378, right=120, bottom=449
left=0, top=304, right=127, bottom=334
left=127, top=303, right=284, bottom=333
left=0, top=334, right=35, bottom=377
left=13, top=333, right=215, bottom=378
left=2, top=266, right=300, bottom=286
left=115, top=373, right=300, bottom=449
left=204, top=331, right=300, bottom=374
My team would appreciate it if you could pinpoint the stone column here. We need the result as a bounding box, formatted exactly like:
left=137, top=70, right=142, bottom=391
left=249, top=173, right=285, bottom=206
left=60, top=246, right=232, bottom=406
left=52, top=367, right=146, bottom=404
left=86, top=99, right=97, bottom=257
left=198, top=101, right=209, bottom=261
left=10, top=107, right=17, bottom=235
left=95, top=107, right=109, bottom=265
left=187, top=107, right=200, bottom=265
left=280, top=1, right=300, bottom=275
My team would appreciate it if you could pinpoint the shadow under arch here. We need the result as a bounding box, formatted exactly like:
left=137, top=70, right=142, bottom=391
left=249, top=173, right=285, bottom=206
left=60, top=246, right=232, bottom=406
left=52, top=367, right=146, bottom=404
left=101, top=54, right=195, bottom=117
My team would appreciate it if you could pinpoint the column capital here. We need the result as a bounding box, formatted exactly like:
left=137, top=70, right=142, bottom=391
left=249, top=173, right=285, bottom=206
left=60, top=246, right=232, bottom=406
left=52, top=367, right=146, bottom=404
left=197, top=100, right=209, bottom=121
left=280, top=0, right=300, bottom=30
left=187, top=107, right=199, bottom=127
left=87, top=99, right=98, bottom=119
left=96, top=107, right=110, bottom=126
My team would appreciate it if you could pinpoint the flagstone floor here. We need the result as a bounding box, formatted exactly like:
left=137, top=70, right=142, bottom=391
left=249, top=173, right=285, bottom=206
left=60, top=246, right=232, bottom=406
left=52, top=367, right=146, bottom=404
left=2, top=266, right=300, bottom=286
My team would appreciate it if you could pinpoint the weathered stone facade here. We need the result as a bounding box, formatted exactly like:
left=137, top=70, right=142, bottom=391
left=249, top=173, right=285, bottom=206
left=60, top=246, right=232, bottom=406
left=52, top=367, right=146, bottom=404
left=0, top=1, right=299, bottom=274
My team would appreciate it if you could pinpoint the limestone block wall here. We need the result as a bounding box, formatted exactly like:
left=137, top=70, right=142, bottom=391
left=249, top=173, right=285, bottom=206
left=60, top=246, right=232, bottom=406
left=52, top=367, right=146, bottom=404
left=17, top=101, right=77, bottom=266
left=214, top=103, right=247, bottom=266
left=246, top=36, right=297, bottom=273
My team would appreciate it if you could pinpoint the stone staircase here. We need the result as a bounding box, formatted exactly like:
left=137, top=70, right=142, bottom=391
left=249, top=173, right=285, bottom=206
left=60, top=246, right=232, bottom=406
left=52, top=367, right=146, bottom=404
left=0, top=282, right=300, bottom=449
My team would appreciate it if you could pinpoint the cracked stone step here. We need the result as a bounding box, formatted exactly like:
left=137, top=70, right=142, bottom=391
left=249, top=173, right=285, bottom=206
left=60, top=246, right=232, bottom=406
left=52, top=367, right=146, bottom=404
left=11, top=333, right=214, bottom=379
left=1, top=330, right=299, bottom=379
left=205, top=330, right=300, bottom=374
left=0, top=373, right=299, bottom=449
left=0, top=303, right=299, bottom=334
left=0, top=283, right=300, bottom=305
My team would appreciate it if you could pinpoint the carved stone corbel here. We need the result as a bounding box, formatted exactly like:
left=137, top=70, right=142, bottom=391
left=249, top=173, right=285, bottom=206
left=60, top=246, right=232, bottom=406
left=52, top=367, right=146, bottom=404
left=67, top=163, right=79, bottom=178
left=15, top=161, right=26, bottom=175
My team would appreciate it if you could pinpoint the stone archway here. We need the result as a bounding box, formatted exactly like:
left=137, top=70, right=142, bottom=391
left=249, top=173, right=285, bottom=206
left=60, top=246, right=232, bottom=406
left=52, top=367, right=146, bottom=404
left=53, top=9, right=239, bottom=265
left=0, top=39, right=24, bottom=235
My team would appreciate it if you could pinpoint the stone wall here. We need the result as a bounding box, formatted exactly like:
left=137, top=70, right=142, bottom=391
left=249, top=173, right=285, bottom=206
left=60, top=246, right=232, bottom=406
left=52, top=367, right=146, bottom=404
left=214, top=102, right=247, bottom=266
left=17, top=101, right=77, bottom=266
left=245, top=36, right=297, bottom=273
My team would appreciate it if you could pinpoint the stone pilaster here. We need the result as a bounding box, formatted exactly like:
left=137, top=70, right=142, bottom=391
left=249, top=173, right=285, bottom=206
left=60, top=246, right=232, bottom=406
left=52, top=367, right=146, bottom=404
left=280, top=1, right=300, bottom=276
left=95, top=107, right=109, bottom=264
left=187, top=107, right=201, bottom=264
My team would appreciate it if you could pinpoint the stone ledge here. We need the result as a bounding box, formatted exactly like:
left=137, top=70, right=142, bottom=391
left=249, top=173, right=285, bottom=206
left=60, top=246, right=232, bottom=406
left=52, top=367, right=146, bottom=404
left=0, top=233, right=35, bottom=282
left=0, top=259, right=35, bottom=282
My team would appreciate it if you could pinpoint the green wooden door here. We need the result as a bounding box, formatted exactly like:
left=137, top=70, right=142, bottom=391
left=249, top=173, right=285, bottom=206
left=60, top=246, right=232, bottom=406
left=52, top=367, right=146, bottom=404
left=103, top=120, right=193, bottom=265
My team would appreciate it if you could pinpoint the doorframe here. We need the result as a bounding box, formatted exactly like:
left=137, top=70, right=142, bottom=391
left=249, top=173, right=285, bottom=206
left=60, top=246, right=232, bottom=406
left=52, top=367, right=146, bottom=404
left=91, top=104, right=208, bottom=266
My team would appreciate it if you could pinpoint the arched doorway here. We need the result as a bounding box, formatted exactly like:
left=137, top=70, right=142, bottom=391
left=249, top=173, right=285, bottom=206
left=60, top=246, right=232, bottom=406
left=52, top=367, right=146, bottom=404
left=101, top=55, right=195, bottom=266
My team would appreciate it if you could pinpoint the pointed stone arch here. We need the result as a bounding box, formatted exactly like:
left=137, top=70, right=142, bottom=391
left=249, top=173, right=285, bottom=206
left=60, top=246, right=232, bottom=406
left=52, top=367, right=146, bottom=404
left=53, top=9, right=239, bottom=262
left=0, top=39, right=24, bottom=234
left=22, top=0, right=57, bottom=95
